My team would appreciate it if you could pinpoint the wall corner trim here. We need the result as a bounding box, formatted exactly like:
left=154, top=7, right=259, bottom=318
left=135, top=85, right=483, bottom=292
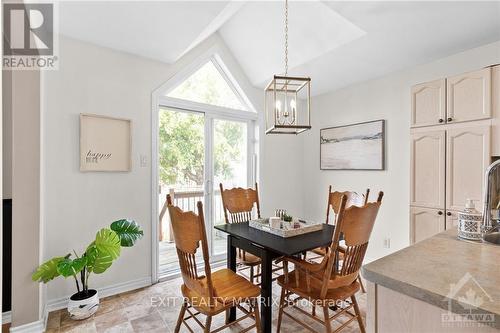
left=47, top=276, right=152, bottom=312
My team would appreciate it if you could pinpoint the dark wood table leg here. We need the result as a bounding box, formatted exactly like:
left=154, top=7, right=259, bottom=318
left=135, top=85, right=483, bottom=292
left=227, top=235, right=237, bottom=322
left=260, top=249, right=273, bottom=333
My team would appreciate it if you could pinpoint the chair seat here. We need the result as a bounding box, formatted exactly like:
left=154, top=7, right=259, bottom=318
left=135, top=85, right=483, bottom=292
left=182, top=268, right=261, bottom=314
left=237, top=251, right=261, bottom=265
left=312, top=246, right=348, bottom=260
left=311, top=247, right=327, bottom=256
left=277, top=269, right=360, bottom=302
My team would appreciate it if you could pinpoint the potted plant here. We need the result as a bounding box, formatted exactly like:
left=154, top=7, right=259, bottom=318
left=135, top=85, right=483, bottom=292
left=32, top=219, right=143, bottom=320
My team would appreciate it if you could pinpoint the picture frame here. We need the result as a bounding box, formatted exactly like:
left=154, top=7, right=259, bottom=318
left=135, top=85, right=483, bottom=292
left=80, top=113, right=132, bottom=172
left=320, top=119, right=385, bottom=170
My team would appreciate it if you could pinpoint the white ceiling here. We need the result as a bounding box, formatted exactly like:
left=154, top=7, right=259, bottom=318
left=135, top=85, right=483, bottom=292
left=219, top=1, right=366, bottom=85
left=59, top=1, right=231, bottom=63
left=59, top=1, right=500, bottom=96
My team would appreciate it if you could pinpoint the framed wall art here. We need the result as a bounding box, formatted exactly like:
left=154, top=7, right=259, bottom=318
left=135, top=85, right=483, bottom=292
left=320, top=120, right=385, bottom=170
left=80, top=114, right=132, bottom=172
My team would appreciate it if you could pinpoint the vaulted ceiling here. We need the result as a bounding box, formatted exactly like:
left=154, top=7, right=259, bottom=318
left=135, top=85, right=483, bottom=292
left=59, top=1, right=500, bottom=96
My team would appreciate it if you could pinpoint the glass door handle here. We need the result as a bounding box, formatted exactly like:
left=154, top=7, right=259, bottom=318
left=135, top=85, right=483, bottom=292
left=205, top=180, right=211, bottom=196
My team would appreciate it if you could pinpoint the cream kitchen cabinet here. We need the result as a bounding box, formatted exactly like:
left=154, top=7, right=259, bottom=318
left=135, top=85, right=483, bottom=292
left=410, top=65, right=497, bottom=245
left=410, top=123, right=490, bottom=244
left=447, top=67, right=492, bottom=123
left=410, top=207, right=445, bottom=244
left=446, top=124, right=490, bottom=211
left=410, top=130, right=446, bottom=209
left=411, top=79, right=446, bottom=127
left=492, top=65, right=500, bottom=156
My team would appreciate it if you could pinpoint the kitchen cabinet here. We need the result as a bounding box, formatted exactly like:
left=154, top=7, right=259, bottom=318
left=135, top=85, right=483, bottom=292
left=491, top=65, right=500, bottom=156
left=410, top=130, right=446, bottom=209
left=446, top=124, right=490, bottom=211
left=411, top=79, right=446, bottom=127
left=447, top=67, right=491, bottom=123
left=410, top=65, right=496, bottom=245
left=410, top=207, right=445, bottom=244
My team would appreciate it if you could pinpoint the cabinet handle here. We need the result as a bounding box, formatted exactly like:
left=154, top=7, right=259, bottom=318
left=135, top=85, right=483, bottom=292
left=447, top=212, right=452, bottom=216
left=438, top=211, right=443, bottom=215
left=438, top=118, right=444, bottom=123
left=447, top=117, right=453, bottom=122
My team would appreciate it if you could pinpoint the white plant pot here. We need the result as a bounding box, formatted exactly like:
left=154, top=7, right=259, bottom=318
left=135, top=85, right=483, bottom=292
left=68, top=289, right=99, bottom=320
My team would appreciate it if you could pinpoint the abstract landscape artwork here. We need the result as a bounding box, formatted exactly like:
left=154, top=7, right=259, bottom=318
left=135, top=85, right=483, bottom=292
left=320, top=120, right=385, bottom=170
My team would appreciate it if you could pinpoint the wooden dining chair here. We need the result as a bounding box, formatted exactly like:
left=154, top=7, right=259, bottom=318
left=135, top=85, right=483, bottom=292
left=219, top=183, right=263, bottom=283
left=308, top=186, right=370, bottom=292
left=326, top=186, right=370, bottom=225
left=167, top=195, right=261, bottom=333
left=276, top=192, right=384, bottom=333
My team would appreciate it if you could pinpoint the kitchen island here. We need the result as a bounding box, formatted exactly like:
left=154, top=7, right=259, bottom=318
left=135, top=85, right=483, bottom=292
left=362, top=230, right=499, bottom=332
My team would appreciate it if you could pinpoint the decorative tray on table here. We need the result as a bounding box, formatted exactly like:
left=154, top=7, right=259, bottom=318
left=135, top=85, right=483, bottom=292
left=249, top=218, right=323, bottom=238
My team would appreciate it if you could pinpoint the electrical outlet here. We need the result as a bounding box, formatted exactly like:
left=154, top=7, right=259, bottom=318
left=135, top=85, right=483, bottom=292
left=383, top=237, right=391, bottom=249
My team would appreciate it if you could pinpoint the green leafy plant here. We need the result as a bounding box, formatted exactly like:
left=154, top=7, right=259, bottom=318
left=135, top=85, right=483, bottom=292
left=32, top=219, right=143, bottom=297
left=282, top=214, right=293, bottom=222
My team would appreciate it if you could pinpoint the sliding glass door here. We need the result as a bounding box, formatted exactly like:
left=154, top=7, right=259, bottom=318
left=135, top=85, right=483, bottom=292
left=158, top=107, right=252, bottom=276
left=212, top=119, right=248, bottom=255
left=158, top=108, right=206, bottom=274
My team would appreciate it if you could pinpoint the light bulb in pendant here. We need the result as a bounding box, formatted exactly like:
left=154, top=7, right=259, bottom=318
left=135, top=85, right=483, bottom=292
left=275, top=100, right=282, bottom=112
left=290, top=98, right=296, bottom=112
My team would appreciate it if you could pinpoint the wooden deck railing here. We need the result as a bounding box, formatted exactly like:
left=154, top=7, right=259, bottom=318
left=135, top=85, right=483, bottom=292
left=159, top=188, right=225, bottom=242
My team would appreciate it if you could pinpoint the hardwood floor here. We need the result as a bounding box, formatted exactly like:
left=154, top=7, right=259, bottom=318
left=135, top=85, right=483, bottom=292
left=43, top=276, right=367, bottom=333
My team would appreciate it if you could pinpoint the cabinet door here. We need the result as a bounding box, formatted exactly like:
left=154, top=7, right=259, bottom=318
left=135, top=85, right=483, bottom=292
left=446, top=124, right=490, bottom=211
left=411, top=79, right=446, bottom=127
left=445, top=210, right=459, bottom=231
left=410, top=207, right=445, bottom=244
left=447, top=68, right=491, bottom=123
left=492, top=65, right=500, bottom=156
left=410, top=130, right=446, bottom=209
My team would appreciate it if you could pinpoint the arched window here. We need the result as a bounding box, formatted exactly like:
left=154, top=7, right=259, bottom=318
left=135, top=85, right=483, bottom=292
left=167, top=59, right=248, bottom=111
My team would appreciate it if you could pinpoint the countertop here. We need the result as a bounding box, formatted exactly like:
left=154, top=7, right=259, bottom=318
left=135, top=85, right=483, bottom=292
left=362, top=230, right=500, bottom=328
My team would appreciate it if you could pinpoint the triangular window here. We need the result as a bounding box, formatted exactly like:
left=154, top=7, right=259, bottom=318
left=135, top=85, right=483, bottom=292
left=167, top=60, right=248, bottom=111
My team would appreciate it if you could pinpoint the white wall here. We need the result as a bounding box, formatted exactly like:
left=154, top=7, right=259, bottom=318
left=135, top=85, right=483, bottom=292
left=10, top=70, right=43, bottom=326
left=42, top=34, right=305, bottom=302
left=301, top=41, right=500, bottom=261
left=3, top=71, right=12, bottom=199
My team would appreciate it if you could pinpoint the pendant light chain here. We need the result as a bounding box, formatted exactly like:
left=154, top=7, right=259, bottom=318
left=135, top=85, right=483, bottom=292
left=264, top=0, right=311, bottom=135
left=284, top=0, right=288, bottom=76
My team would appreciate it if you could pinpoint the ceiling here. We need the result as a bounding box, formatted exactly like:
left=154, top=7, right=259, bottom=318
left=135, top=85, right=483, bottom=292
left=59, top=1, right=500, bottom=96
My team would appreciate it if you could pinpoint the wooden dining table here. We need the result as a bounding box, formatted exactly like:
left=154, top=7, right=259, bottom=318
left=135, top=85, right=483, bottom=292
left=214, top=222, right=335, bottom=333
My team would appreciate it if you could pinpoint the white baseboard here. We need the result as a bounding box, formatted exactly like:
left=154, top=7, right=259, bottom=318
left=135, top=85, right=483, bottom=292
left=6, top=278, right=151, bottom=332
left=47, top=276, right=152, bottom=312
left=8, top=319, right=45, bottom=333
left=2, top=311, right=11, bottom=324
left=363, top=256, right=376, bottom=265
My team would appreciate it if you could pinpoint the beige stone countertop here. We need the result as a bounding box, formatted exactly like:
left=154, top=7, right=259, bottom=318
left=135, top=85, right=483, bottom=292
left=362, top=229, right=500, bottom=329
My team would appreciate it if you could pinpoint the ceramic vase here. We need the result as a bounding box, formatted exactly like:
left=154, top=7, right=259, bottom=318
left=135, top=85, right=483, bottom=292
left=68, top=289, right=99, bottom=320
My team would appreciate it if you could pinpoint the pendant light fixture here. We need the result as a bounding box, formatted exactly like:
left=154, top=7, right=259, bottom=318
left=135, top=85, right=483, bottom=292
left=265, top=0, right=311, bottom=135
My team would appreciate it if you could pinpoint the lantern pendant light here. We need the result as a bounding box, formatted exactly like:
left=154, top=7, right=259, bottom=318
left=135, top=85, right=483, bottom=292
left=265, top=0, right=311, bottom=135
